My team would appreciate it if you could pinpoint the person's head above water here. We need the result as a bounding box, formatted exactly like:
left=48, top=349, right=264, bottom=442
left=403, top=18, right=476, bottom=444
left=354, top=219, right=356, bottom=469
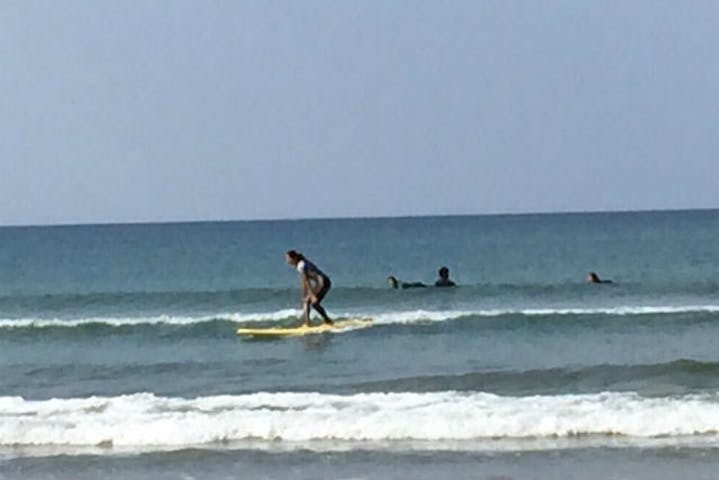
left=438, top=266, right=450, bottom=279
left=587, top=271, right=613, bottom=284
left=285, top=250, right=305, bottom=267
left=435, top=266, right=456, bottom=287
left=387, top=275, right=399, bottom=289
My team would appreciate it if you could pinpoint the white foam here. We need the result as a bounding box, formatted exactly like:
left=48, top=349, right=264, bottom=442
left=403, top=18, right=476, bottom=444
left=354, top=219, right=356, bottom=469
left=520, top=305, right=719, bottom=316
left=0, top=309, right=302, bottom=329
left=2, top=391, right=719, bottom=452
left=371, top=309, right=477, bottom=324
left=339, top=305, right=719, bottom=324
left=1, top=305, right=717, bottom=329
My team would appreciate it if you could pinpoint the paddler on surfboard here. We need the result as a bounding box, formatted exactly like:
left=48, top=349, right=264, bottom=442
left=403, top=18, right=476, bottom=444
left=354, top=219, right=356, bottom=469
left=285, top=250, right=333, bottom=327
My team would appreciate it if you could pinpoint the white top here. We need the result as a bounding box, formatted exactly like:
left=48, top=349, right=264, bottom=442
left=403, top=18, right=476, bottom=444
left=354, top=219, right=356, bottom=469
left=296, top=259, right=328, bottom=280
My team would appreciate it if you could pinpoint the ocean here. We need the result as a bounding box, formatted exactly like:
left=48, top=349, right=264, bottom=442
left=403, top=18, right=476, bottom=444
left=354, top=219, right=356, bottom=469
left=1, top=210, right=718, bottom=479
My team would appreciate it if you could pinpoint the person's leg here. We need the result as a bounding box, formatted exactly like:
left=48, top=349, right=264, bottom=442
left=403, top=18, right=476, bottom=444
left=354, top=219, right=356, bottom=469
left=312, top=303, right=332, bottom=324
left=312, top=281, right=332, bottom=324
left=302, top=299, right=312, bottom=326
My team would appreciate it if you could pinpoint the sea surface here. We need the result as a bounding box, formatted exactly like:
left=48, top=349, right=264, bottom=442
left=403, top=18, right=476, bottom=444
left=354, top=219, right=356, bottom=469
left=1, top=210, right=718, bottom=479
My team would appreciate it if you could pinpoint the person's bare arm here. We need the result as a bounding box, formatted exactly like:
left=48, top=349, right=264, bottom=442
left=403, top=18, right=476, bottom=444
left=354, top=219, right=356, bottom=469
left=300, top=273, right=313, bottom=301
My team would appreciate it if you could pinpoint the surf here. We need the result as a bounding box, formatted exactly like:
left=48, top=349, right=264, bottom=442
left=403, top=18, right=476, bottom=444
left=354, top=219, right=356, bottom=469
left=2, top=304, right=719, bottom=329
left=4, top=391, right=719, bottom=454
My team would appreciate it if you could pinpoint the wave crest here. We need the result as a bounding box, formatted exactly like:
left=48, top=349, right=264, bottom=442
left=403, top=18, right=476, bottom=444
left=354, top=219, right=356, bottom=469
left=2, top=305, right=718, bottom=329
left=3, top=391, right=719, bottom=453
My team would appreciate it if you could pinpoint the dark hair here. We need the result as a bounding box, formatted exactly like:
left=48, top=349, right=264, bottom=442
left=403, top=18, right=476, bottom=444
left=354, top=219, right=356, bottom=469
left=438, top=266, right=449, bottom=277
left=286, top=250, right=305, bottom=261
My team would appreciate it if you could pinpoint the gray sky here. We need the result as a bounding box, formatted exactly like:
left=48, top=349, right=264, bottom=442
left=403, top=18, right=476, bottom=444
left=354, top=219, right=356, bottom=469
left=1, top=0, right=718, bottom=225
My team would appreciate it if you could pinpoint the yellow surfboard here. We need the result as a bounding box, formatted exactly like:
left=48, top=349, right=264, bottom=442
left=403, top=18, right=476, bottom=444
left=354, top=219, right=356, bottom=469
left=236, top=318, right=373, bottom=337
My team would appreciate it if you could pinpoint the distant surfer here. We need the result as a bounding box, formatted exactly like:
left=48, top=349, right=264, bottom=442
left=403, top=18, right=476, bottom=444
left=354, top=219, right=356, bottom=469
left=387, top=275, right=427, bottom=289
left=285, top=250, right=333, bottom=326
left=434, top=266, right=456, bottom=287
left=587, top=271, right=613, bottom=284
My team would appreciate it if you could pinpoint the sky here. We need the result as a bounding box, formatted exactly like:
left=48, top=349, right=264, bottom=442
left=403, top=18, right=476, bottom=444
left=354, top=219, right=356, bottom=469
left=1, top=0, right=718, bottom=226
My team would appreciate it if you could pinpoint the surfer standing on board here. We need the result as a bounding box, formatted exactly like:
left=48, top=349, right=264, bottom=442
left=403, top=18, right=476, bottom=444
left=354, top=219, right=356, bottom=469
left=285, top=250, right=333, bottom=327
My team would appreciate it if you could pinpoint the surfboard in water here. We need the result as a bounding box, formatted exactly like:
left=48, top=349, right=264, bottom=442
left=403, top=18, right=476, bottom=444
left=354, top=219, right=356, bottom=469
left=236, top=318, right=373, bottom=337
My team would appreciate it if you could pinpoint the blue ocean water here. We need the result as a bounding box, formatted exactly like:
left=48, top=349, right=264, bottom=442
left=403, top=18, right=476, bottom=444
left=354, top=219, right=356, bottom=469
left=1, top=210, right=719, bottom=479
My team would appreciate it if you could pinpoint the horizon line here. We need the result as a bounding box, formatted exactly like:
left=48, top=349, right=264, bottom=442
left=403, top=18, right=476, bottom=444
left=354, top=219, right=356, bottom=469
left=1, top=206, right=717, bottom=229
